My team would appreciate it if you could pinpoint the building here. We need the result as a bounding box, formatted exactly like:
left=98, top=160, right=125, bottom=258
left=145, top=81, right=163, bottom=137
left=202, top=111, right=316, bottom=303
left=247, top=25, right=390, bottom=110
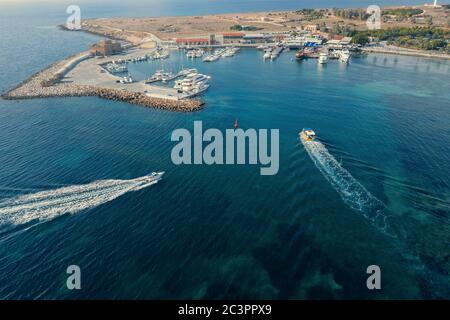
left=243, top=34, right=269, bottom=44
left=89, top=39, right=122, bottom=56
left=175, top=38, right=210, bottom=46
left=222, top=32, right=245, bottom=44
left=340, top=37, right=352, bottom=46
left=326, top=36, right=353, bottom=49
left=304, top=24, right=320, bottom=32
left=273, top=34, right=286, bottom=43
left=209, top=34, right=217, bottom=45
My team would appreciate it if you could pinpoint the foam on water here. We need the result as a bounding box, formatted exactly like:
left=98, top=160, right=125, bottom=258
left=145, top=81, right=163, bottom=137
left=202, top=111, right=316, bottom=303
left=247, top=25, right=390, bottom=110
left=302, top=138, right=450, bottom=297
left=0, top=176, right=159, bottom=230
left=301, top=138, right=390, bottom=232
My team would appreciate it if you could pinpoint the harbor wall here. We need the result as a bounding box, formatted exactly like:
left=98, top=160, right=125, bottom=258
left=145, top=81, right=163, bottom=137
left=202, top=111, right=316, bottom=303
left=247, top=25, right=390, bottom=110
left=2, top=85, right=204, bottom=112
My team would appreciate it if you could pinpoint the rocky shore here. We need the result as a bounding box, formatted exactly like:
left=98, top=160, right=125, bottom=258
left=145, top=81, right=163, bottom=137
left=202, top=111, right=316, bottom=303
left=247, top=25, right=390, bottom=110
left=1, top=54, right=204, bottom=112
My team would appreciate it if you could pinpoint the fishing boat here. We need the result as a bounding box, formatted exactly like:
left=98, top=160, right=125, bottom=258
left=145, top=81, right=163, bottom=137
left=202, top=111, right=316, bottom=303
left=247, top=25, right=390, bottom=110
left=295, top=50, right=306, bottom=61
left=303, top=47, right=317, bottom=58
left=299, top=128, right=316, bottom=142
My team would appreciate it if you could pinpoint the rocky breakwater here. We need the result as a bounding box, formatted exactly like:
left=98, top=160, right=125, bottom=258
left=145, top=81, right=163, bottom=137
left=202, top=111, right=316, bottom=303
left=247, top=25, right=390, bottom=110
left=2, top=55, right=204, bottom=112
left=92, top=88, right=204, bottom=112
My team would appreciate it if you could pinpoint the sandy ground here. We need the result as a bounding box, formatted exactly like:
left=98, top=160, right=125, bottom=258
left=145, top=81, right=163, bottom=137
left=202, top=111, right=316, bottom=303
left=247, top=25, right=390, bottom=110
left=81, top=5, right=449, bottom=45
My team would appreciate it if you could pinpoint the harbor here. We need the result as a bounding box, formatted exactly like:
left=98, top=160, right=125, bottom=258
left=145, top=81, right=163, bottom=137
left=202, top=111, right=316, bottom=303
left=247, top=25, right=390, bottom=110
left=2, top=46, right=205, bottom=111
left=1, top=0, right=450, bottom=301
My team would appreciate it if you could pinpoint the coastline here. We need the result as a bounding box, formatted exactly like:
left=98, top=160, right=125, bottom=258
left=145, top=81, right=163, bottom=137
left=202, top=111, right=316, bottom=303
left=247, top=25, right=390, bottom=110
left=361, top=46, right=450, bottom=60
left=3, top=4, right=449, bottom=108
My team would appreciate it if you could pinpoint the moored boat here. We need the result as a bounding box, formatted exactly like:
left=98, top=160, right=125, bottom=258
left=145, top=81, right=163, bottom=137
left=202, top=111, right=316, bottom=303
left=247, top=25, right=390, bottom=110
left=318, top=51, right=328, bottom=64
left=339, top=49, right=351, bottom=63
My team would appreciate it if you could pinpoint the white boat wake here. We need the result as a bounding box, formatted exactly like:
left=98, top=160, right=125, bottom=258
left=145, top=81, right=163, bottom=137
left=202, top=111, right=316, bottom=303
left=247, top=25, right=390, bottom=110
left=0, top=174, right=163, bottom=231
left=301, top=138, right=390, bottom=232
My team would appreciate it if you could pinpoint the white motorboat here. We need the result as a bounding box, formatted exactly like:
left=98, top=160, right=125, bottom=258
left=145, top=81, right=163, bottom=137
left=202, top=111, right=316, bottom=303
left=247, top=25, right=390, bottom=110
left=339, top=49, right=351, bottom=63
left=318, top=51, right=328, bottom=64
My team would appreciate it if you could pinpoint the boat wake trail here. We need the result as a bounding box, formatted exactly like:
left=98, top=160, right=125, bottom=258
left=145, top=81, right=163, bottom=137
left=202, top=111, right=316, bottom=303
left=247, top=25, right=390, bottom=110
left=301, top=138, right=391, bottom=234
left=0, top=175, right=161, bottom=231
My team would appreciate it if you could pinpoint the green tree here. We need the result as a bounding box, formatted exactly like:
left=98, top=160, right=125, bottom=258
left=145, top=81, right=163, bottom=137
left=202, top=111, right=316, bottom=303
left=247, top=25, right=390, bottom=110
left=352, top=33, right=369, bottom=45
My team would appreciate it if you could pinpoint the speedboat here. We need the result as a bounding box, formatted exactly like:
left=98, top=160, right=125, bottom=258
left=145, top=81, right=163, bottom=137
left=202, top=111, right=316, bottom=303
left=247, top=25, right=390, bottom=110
left=136, top=171, right=165, bottom=185
left=149, top=171, right=165, bottom=182
left=299, top=128, right=316, bottom=142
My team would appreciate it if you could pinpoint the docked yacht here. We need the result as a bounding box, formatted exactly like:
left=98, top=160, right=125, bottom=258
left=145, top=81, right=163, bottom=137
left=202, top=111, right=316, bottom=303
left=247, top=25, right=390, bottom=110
left=106, top=62, right=128, bottom=74
left=263, top=48, right=273, bottom=60
left=178, top=68, right=198, bottom=77
left=203, top=54, right=219, bottom=62
left=174, top=71, right=211, bottom=96
left=270, top=46, right=284, bottom=60
left=161, top=72, right=177, bottom=83
left=187, top=49, right=204, bottom=58
left=318, top=51, right=328, bottom=64
left=339, top=49, right=351, bottom=63
left=174, top=72, right=211, bottom=90
left=145, top=70, right=164, bottom=83
left=118, top=75, right=134, bottom=84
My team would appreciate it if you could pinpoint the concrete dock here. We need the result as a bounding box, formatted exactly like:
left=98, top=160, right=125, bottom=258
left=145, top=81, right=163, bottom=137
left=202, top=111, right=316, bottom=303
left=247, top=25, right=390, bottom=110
left=2, top=48, right=204, bottom=112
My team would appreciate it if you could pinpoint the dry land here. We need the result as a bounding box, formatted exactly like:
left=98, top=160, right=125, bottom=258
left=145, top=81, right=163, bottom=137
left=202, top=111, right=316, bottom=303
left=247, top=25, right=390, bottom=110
left=81, top=5, right=449, bottom=46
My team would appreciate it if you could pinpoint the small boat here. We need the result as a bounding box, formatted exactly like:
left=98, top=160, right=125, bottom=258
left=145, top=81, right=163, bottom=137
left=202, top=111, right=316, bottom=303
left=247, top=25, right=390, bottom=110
left=178, top=68, right=198, bottom=77
left=263, top=50, right=272, bottom=60
left=145, top=70, right=164, bottom=83
left=299, top=128, right=316, bottom=142
left=318, top=51, right=328, bottom=64
left=118, top=75, right=134, bottom=84
left=161, top=72, right=177, bottom=82
left=141, top=171, right=165, bottom=184
left=339, top=49, right=351, bottom=63
left=295, top=50, right=306, bottom=61
left=203, top=54, right=219, bottom=62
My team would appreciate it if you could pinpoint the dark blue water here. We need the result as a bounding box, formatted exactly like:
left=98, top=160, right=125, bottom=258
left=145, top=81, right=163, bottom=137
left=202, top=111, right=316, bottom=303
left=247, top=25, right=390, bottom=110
left=0, top=1, right=449, bottom=299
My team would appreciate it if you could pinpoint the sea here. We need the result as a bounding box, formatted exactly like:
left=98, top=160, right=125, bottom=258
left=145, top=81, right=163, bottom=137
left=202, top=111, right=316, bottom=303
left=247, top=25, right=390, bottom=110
left=0, top=0, right=449, bottom=299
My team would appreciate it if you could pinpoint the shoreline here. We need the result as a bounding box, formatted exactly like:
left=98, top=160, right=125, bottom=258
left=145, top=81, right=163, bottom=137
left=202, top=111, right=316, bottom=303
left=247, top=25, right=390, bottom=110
left=361, top=46, right=450, bottom=60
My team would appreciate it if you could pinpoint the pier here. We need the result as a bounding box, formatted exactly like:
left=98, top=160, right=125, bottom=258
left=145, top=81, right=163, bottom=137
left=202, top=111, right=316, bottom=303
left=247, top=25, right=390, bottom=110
left=2, top=48, right=204, bottom=112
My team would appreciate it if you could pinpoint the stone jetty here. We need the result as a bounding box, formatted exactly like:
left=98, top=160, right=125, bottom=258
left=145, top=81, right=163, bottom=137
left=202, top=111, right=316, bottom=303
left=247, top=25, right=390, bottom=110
left=2, top=53, right=204, bottom=112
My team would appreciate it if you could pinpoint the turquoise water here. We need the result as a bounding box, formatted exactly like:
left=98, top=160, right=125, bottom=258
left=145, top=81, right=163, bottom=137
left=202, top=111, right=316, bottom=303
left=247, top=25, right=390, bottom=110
left=0, top=1, right=449, bottom=299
